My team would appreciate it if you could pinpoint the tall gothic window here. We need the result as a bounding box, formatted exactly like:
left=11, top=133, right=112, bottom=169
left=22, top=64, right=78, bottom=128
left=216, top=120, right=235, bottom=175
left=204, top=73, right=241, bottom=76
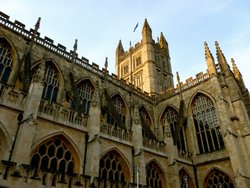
left=204, top=169, right=235, bottom=188
left=107, top=94, right=126, bottom=126
left=146, top=161, right=166, bottom=188
left=0, top=39, right=13, bottom=84
left=31, top=137, right=75, bottom=180
left=42, top=62, right=59, bottom=104
left=77, top=80, right=94, bottom=114
left=139, top=106, right=152, bottom=138
left=99, top=150, right=129, bottom=187
left=161, top=106, right=187, bottom=151
left=191, top=93, right=224, bottom=154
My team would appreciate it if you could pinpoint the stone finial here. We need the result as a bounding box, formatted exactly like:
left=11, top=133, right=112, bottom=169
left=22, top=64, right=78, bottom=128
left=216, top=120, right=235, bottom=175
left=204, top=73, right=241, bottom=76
left=73, top=39, right=78, bottom=52
left=105, top=57, right=108, bottom=71
left=204, top=41, right=214, bottom=60
left=159, top=32, right=168, bottom=49
left=176, top=72, right=181, bottom=85
left=35, top=17, right=41, bottom=32
left=215, top=41, right=230, bottom=76
left=142, top=18, right=151, bottom=32
left=231, top=58, right=241, bottom=80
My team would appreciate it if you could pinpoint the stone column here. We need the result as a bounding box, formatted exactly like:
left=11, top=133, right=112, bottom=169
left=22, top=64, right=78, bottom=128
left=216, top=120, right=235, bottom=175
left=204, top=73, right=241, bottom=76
left=217, top=97, right=249, bottom=188
left=85, top=82, right=101, bottom=184
left=12, top=60, right=45, bottom=164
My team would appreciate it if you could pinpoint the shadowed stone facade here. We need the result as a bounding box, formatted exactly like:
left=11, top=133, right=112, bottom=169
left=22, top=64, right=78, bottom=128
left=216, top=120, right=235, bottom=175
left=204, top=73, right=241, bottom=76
left=0, top=11, right=250, bottom=188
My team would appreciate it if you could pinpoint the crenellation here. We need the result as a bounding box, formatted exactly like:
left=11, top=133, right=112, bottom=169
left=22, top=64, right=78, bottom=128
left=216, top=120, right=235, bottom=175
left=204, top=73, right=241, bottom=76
left=14, top=20, right=25, bottom=29
left=0, top=11, right=10, bottom=20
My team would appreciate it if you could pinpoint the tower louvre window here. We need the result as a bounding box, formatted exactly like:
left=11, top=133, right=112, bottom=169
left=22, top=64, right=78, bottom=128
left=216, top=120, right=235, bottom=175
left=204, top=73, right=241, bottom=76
left=0, top=39, right=13, bottom=84
left=191, top=93, right=224, bottom=154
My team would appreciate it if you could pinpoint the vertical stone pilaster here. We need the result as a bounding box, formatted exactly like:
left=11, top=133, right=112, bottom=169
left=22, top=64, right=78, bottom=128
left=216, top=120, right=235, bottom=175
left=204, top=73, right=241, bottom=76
left=132, top=105, right=143, bottom=153
left=134, top=150, right=146, bottom=186
left=12, top=61, right=45, bottom=164
left=85, top=82, right=101, bottom=181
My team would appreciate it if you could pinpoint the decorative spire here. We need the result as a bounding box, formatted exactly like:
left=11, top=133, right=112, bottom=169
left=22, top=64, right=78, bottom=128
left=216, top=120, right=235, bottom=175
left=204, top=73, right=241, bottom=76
left=71, top=39, right=78, bottom=62
left=142, top=18, right=152, bottom=44
left=231, top=58, right=246, bottom=90
left=105, top=57, right=108, bottom=72
left=159, top=32, right=168, bottom=49
left=204, top=42, right=217, bottom=75
left=215, top=41, right=231, bottom=77
left=116, top=40, right=124, bottom=53
left=31, top=17, right=41, bottom=43
left=142, top=18, right=151, bottom=32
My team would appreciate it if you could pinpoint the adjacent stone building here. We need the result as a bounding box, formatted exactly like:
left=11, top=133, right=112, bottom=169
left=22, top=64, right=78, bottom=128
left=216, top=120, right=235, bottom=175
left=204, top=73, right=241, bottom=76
left=0, top=11, right=250, bottom=188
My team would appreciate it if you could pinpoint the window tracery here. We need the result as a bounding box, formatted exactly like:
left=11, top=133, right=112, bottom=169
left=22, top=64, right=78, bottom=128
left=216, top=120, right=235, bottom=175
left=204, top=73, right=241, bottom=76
left=77, top=80, right=94, bottom=114
left=204, top=169, right=235, bottom=188
left=31, top=137, right=75, bottom=178
left=99, top=151, right=128, bottom=186
left=146, top=161, right=165, bottom=188
left=0, top=39, right=13, bottom=84
left=161, top=107, right=187, bottom=151
left=179, top=169, right=194, bottom=188
left=192, top=93, right=224, bottom=154
left=42, top=62, right=59, bottom=104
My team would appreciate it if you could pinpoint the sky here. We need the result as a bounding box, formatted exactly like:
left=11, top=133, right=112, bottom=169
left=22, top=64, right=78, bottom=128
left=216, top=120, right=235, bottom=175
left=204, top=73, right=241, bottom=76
left=1, top=0, right=250, bottom=89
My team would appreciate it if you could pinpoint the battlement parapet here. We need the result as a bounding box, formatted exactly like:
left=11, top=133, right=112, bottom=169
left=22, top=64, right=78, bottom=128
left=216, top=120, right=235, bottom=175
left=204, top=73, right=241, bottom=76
left=0, top=11, right=153, bottom=101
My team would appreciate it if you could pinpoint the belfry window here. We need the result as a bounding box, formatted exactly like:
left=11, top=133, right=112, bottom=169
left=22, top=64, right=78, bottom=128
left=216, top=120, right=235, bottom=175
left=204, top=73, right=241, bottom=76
left=191, top=93, right=224, bottom=154
left=162, top=107, right=187, bottom=151
left=77, top=80, right=94, bottom=114
left=0, top=39, right=13, bottom=84
left=42, top=62, right=59, bottom=104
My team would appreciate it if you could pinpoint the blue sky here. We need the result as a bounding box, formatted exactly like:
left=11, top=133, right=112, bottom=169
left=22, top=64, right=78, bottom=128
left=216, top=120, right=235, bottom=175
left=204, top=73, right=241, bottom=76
left=2, top=0, right=250, bottom=89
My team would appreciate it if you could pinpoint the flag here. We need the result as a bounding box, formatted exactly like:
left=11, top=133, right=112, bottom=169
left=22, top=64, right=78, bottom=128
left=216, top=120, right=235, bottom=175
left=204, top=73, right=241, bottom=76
left=133, top=22, right=139, bottom=32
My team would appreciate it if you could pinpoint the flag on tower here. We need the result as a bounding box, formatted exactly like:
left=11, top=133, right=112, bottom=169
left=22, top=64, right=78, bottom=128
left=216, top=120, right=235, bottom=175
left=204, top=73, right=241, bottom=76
left=133, top=22, right=139, bottom=32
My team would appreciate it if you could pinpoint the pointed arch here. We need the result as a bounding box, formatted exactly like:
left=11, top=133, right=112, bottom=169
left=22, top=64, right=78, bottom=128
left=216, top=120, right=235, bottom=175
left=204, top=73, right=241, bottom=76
left=0, top=37, right=18, bottom=85
left=110, top=93, right=127, bottom=124
left=146, top=159, right=167, bottom=188
left=76, top=78, right=95, bottom=114
left=138, top=105, right=152, bottom=128
left=179, top=167, right=195, bottom=188
left=30, top=133, right=81, bottom=175
left=161, top=105, right=187, bottom=151
left=99, top=148, right=131, bottom=184
left=190, top=92, right=224, bottom=154
left=203, top=167, right=235, bottom=188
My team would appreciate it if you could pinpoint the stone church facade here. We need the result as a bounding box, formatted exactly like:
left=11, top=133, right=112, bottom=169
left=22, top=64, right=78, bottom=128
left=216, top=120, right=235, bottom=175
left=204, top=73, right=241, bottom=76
left=0, top=11, right=250, bottom=188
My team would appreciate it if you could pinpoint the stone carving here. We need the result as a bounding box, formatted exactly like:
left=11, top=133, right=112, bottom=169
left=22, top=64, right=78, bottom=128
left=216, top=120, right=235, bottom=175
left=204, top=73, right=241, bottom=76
left=133, top=105, right=140, bottom=124
left=91, top=81, right=100, bottom=107
left=32, top=60, right=45, bottom=84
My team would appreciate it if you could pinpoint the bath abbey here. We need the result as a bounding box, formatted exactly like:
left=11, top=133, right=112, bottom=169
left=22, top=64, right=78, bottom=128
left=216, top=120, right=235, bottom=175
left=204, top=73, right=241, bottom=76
left=0, top=11, right=250, bottom=188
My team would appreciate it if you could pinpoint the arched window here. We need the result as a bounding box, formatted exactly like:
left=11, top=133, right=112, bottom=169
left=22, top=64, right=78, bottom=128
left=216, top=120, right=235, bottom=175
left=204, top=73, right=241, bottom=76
left=204, top=169, right=235, bottom=188
left=106, top=94, right=126, bottom=127
left=99, top=150, right=129, bottom=187
left=42, top=62, right=59, bottom=104
left=191, top=93, right=224, bottom=154
left=146, top=161, right=166, bottom=188
left=77, top=80, right=94, bottom=114
left=31, top=137, right=76, bottom=178
left=161, top=106, right=187, bottom=151
left=139, top=106, right=153, bottom=138
left=179, top=168, right=194, bottom=188
left=0, top=38, right=13, bottom=84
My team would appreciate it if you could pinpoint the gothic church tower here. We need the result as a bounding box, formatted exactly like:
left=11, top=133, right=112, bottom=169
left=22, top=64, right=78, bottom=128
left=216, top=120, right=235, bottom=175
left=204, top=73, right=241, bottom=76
left=116, top=19, right=173, bottom=95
